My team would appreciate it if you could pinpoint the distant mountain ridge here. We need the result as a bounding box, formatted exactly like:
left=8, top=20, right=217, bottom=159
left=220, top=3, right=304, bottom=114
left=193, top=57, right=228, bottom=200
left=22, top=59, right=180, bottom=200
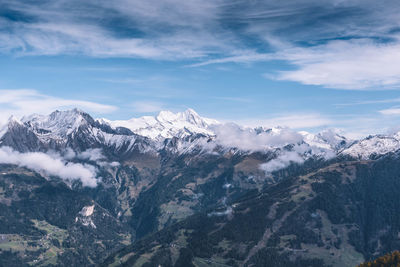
left=98, top=108, right=219, bottom=140
left=2, top=108, right=400, bottom=161
left=1, top=108, right=400, bottom=266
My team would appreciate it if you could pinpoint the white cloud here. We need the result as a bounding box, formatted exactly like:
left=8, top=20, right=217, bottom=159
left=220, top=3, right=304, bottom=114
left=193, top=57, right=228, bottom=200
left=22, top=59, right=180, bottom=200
left=188, top=52, right=274, bottom=67
left=19, top=23, right=167, bottom=58
left=259, top=140, right=337, bottom=174
left=1, top=0, right=400, bottom=93
left=191, top=37, right=400, bottom=91
left=63, top=148, right=77, bottom=160
left=335, top=98, right=400, bottom=106
left=379, top=108, right=400, bottom=115
left=76, top=148, right=105, bottom=161
left=275, top=39, right=400, bottom=90
left=212, top=123, right=303, bottom=151
left=260, top=150, right=304, bottom=173
left=0, top=0, right=231, bottom=60
left=189, top=38, right=400, bottom=91
left=63, top=148, right=120, bottom=168
left=0, top=146, right=98, bottom=187
left=0, top=89, right=117, bottom=126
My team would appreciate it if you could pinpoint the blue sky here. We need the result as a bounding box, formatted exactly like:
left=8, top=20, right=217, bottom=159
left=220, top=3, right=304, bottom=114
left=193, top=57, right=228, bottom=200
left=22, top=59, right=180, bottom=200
left=1, top=0, right=400, bottom=137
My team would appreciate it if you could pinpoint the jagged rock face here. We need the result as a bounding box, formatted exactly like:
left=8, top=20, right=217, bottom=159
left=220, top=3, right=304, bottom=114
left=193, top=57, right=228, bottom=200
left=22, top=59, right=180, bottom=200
left=0, top=119, right=43, bottom=152
left=0, top=109, right=157, bottom=160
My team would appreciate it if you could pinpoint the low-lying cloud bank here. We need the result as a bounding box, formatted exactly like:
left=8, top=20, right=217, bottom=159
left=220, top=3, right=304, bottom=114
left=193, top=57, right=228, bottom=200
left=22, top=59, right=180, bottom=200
left=211, top=124, right=312, bottom=174
left=212, top=123, right=303, bottom=151
left=210, top=123, right=339, bottom=174
left=0, top=146, right=98, bottom=187
left=64, top=148, right=105, bottom=162
left=260, top=151, right=304, bottom=173
left=259, top=142, right=336, bottom=174
left=63, top=148, right=120, bottom=168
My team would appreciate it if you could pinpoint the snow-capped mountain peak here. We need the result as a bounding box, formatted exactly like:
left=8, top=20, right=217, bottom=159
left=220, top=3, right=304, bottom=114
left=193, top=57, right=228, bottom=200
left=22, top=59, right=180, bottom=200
left=156, top=108, right=207, bottom=126
left=5, top=107, right=400, bottom=162
left=300, top=129, right=349, bottom=151
left=341, top=133, right=400, bottom=159
left=21, top=109, right=94, bottom=138
left=0, top=116, right=21, bottom=139
left=100, top=109, right=220, bottom=139
left=7, top=115, right=23, bottom=126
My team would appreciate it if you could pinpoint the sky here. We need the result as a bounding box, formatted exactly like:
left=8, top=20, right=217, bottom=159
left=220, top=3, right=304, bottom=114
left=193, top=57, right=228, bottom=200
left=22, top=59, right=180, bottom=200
left=1, top=0, right=400, bottom=138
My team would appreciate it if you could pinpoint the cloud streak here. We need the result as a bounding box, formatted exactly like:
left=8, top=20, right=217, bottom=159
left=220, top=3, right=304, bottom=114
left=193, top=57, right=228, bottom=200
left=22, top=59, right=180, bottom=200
left=379, top=108, right=400, bottom=115
left=275, top=39, right=400, bottom=90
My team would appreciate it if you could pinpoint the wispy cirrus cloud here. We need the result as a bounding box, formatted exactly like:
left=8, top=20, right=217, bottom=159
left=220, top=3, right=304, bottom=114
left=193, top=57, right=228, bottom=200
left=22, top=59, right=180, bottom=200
left=0, top=0, right=232, bottom=59
left=379, top=107, right=400, bottom=115
left=193, top=39, right=400, bottom=90
left=274, top=39, right=400, bottom=90
left=188, top=52, right=274, bottom=67
left=2, top=0, right=400, bottom=91
left=335, top=98, right=400, bottom=106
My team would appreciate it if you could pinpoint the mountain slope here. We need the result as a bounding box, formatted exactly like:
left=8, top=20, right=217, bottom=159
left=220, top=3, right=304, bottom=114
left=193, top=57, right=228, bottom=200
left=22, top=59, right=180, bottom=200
left=2, top=108, right=400, bottom=266
left=104, top=154, right=400, bottom=267
left=0, top=109, right=157, bottom=159
left=0, top=164, right=131, bottom=267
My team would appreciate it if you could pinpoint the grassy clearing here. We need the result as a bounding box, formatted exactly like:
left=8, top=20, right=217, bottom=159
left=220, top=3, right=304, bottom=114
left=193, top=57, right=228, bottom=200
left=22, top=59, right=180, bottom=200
left=158, top=201, right=195, bottom=230
left=0, top=220, right=70, bottom=266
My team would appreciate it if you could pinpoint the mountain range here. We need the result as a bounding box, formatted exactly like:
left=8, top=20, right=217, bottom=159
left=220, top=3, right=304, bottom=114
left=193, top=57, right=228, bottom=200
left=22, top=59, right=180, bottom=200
left=1, top=109, right=400, bottom=266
